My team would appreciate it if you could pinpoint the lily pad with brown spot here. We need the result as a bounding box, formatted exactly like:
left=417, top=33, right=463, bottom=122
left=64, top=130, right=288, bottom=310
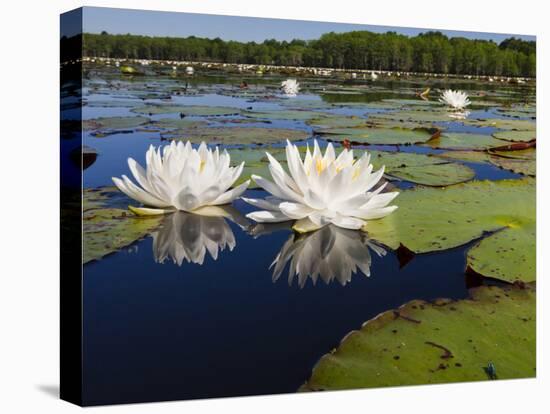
left=318, top=127, right=435, bottom=145
left=492, top=130, right=536, bottom=142
left=424, top=132, right=508, bottom=150
left=363, top=178, right=535, bottom=282
left=301, top=283, right=535, bottom=391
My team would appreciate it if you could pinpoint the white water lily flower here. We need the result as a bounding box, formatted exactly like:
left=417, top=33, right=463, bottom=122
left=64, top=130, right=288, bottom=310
left=439, top=89, right=471, bottom=110
left=281, top=78, right=300, bottom=96
left=112, top=141, right=249, bottom=215
left=243, top=140, right=399, bottom=232
left=271, top=224, right=387, bottom=287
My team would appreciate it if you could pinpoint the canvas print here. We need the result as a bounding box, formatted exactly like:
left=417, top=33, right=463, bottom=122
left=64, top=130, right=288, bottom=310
left=60, top=6, right=536, bottom=406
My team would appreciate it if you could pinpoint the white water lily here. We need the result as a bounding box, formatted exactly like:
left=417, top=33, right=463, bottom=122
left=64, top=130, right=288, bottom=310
left=112, top=141, right=249, bottom=215
left=243, top=140, right=399, bottom=232
left=281, top=78, right=300, bottom=96
left=439, top=89, right=471, bottom=110
left=271, top=224, right=387, bottom=287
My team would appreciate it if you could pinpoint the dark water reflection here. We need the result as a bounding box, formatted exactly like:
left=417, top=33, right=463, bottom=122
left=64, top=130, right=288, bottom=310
left=83, top=196, right=477, bottom=405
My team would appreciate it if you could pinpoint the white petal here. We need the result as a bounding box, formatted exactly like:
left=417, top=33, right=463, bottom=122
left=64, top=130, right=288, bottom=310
left=279, top=202, right=314, bottom=219
left=246, top=210, right=291, bottom=223
left=209, top=180, right=250, bottom=205
left=330, top=215, right=365, bottom=230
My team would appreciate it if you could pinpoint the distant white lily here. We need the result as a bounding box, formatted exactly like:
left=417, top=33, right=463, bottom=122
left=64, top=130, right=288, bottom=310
left=243, top=140, right=398, bottom=233
left=271, top=224, right=387, bottom=287
left=281, top=78, right=300, bottom=96
left=439, top=89, right=471, bottom=111
left=371, top=72, right=378, bottom=81
left=112, top=141, right=249, bottom=215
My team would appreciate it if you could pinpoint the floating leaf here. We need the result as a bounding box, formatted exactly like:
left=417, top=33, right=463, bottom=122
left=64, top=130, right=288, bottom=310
left=319, top=127, right=434, bottom=145
left=307, top=115, right=368, bottom=129
left=163, top=127, right=309, bottom=145
left=244, top=109, right=329, bottom=121
left=363, top=178, right=535, bottom=282
left=151, top=118, right=207, bottom=129
left=463, top=118, right=535, bottom=131
left=492, top=130, right=536, bottom=142
left=301, top=283, right=535, bottom=391
left=132, top=105, right=241, bottom=116
left=83, top=116, right=150, bottom=131
left=467, top=226, right=535, bottom=282
left=425, top=132, right=508, bottom=150
left=488, top=156, right=536, bottom=176
left=367, top=109, right=458, bottom=124
left=436, top=150, right=491, bottom=164
left=83, top=187, right=162, bottom=263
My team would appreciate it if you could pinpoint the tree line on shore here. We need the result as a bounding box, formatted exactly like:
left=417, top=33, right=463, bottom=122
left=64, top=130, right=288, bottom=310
left=80, top=30, right=536, bottom=77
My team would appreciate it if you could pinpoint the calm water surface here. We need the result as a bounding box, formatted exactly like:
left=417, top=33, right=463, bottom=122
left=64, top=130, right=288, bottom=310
left=79, top=73, right=526, bottom=405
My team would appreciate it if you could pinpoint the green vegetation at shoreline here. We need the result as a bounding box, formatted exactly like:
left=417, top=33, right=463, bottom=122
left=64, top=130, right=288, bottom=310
left=78, top=30, right=535, bottom=77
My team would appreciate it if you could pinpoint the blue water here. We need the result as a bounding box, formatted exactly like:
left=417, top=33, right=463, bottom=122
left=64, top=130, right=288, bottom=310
left=78, top=71, right=532, bottom=405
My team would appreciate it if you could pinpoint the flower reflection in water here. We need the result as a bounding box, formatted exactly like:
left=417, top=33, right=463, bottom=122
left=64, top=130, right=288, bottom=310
left=265, top=224, right=387, bottom=288
left=152, top=206, right=249, bottom=266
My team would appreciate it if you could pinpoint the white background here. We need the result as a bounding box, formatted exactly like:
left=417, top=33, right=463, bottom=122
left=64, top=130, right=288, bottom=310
left=0, top=0, right=547, bottom=412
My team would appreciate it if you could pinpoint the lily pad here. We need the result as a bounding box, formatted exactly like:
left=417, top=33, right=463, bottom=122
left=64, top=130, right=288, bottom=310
left=425, top=132, right=508, bottom=150
left=307, top=116, right=369, bottom=129
left=301, top=283, right=535, bottom=391
left=492, top=130, right=536, bottom=142
left=151, top=118, right=207, bottom=129
left=367, top=110, right=459, bottom=124
left=132, top=105, right=241, bottom=116
left=364, top=178, right=535, bottom=282
left=436, top=150, right=491, bottom=164
left=83, top=116, right=150, bottom=131
left=488, top=156, right=536, bottom=176
left=319, top=127, right=435, bottom=145
left=463, top=118, right=535, bottom=131
left=83, top=187, right=162, bottom=263
left=164, top=127, right=310, bottom=145
left=244, top=109, right=328, bottom=121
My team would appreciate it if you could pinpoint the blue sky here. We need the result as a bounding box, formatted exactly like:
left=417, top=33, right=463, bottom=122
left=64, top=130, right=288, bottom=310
left=74, top=6, right=535, bottom=43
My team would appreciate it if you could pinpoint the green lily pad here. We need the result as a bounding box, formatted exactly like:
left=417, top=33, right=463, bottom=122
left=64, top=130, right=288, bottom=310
left=132, top=105, right=241, bottom=116
left=436, top=151, right=491, bottom=164
left=244, top=109, right=328, bottom=121
left=492, top=130, right=536, bottom=142
left=425, top=133, right=508, bottom=150
left=151, top=118, right=207, bottom=129
left=83, top=116, right=150, bottom=131
left=164, top=126, right=309, bottom=145
left=83, top=187, right=162, bottom=263
left=367, top=110, right=458, bottom=124
left=463, top=118, right=535, bottom=131
left=497, top=105, right=536, bottom=118
left=301, top=283, right=535, bottom=391
left=319, top=127, right=435, bottom=145
left=385, top=163, right=475, bottom=186
left=488, top=148, right=536, bottom=160
left=467, top=226, right=535, bottom=281
left=307, top=116, right=368, bottom=129
left=489, top=156, right=536, bottom=176
left=364, top=178, right=535, bottom=282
